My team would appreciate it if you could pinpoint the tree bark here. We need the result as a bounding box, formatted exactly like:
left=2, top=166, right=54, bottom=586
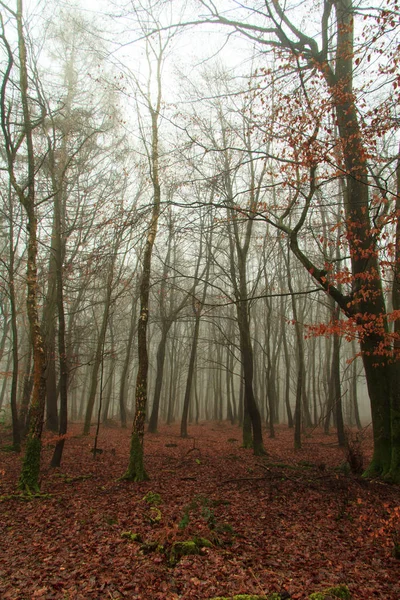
left=83, top=256, right=115, bottom=435
left=11, top=0, right=47, bottom=492
left=118, top=296, right=137, bottom=428
left=148, top=323, right=170, bottom=432
left=123, top=54, right=162, bottom=479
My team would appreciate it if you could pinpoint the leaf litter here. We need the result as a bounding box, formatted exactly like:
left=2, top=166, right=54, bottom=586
left=0, top=422, right=399, bottom=599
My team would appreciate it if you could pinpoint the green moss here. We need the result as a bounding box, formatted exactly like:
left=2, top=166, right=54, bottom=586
left=1, top=444, right=20, bottom=452
left=121, top=531, right=142, bottom=542
left=309, top=584, right=351, bottom=599
left=58, top=473, right=93, bottom=484
left=242, top=410, right=253, bottom=449
left=169, top=540, right=199, bottom=566
left=140, top=541, right=163, bottom=554
left=143, top=491, right=162, bottom=505
left=209, top=591, right=349, bottom=600
left=148, top=506, right=162, bottom=524
left=18, top=435, right=42, bottom=493
left=215, top=522, right=235, bottom=534
left=0, top=492, right=51, bottom=502
left=121, top=431, right=149, bottom=482
left=362, top=457, right=384, bottom=479
left=178, top=508, right=190, bottom=529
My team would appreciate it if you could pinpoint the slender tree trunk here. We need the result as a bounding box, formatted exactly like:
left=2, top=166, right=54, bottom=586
left=330, top=306, right=346, bottom=447
left=18, top=346, right=33, bottom=435
left=41, top=222, right=59, bottom=433
left=238, top=363, right=244, bottom=426
left=166, top=330, right=178, bottom=425
left=0, top=349, right=11, bottom=411
left=237, top=302, right=265, bottom=454
left=50, top=159, right=69, bottom=467
left=226, top=346, right=234, bottom=424
left=286, top=251, right=302, bottom=450
left=83, top=257, right=115, bottom=435
left=194, top=363, right=200, bottom=424
left=281, top=314, right=293, bottom=428
left=8, top=187, right=20, bottom=451
left=148, top=322, right=170, bottom=432
left=119, top=297, right=137, bottom=428
left=13, top=0, right=47, bottom=491
left=266, top=367, right=276, bottom=439
left=123, top=75, right=161, bottom=479
left=350, top=341, right=362, bottom=430
left=181, top=313, right=201, bottom=437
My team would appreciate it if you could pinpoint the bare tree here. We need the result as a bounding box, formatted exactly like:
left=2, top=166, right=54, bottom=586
left=198, top=0, right=400, bottom=480
left=0, top=0, right=48, bottom=491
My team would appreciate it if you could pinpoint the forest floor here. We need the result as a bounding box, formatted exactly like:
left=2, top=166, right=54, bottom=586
left=0, top=422, right=399, bottom=600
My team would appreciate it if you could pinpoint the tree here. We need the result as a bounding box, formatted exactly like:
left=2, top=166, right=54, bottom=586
left=122, top=3, right=171, bottom=481
left=180, top=203, right=213, bottom=438
left=148, top=208, right=198, bottom=434
left=0, top=180, right=24, bottom=451
left=176, top=63, right=268, bottom=452
left=198, top=0, right=400, bottom=480
left=0, top=0, right=48, bottom=491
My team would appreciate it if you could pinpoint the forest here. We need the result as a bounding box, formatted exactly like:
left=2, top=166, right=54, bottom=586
left=0, top=0, right=399, bottom=598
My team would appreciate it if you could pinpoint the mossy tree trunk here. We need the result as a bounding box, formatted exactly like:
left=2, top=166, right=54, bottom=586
left=252, top=0, right=397, bottom=479
left=123, top=213, right=157, bottom=480
left=123, top=40, right=163, bottom=480
left=1, top=0, right=47, bottom=491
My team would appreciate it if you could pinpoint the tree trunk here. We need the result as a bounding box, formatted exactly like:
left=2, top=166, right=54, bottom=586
left=13, top=0, right=47, bottom=492
left=50, top=152, right=69, bottom=467
left=41, top=217, right=59, bottom=433
left=181, top=313, right=201, bottom=437
left=8, top=187, right=21, bottom=451
left=236, top=302, right=265, bottom=455
left=166, top=331, right=177, bottom=425
left=83, top=257, right=115, bottom=435
left=123, top=82, right=161, bottom=480
left=281, top=313, right=293, bottom=428
left=387, top=151, right=400, bottom=482
left=118, top=297, right=137, bottom=428
left=148, top=322, right=171, bottom=433
left=330, top=306, right=346, bottom=447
